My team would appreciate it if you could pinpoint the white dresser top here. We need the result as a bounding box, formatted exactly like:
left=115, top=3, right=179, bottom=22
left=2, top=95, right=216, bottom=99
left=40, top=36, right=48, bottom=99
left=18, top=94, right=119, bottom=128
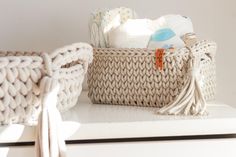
left=1, top=91, right=236, bottom=143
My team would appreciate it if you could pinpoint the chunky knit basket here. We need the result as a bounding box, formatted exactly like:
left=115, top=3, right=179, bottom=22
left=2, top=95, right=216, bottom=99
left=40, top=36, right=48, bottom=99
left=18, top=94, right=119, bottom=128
left=88, top=40, right=217, bottom=115
left=0, top=43, right=93, bottom=157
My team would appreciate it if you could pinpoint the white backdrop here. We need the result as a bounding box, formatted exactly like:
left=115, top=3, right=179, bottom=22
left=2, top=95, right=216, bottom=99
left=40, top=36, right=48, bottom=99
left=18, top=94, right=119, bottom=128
left=0, top=0, right=235, bottom=106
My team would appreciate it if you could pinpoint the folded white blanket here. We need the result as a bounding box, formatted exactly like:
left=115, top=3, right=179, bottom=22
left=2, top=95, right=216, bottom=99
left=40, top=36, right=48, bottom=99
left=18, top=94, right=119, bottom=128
left=89, top=7, right=137, bottom=48
left=109, top=19, right=154, bottom=48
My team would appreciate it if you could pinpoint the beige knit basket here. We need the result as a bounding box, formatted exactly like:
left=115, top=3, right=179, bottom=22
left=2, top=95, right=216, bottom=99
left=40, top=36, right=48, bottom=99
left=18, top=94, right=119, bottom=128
left=0, top=43, right=93, bottom=125
left=88, top=40, right=216, bottom=114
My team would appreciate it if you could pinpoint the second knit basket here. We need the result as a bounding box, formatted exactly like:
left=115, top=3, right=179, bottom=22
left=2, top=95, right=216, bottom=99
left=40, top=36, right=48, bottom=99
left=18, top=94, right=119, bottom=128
left=0, top=42, right=93, bottom=157
left=88, top=40, right=217, bottom=115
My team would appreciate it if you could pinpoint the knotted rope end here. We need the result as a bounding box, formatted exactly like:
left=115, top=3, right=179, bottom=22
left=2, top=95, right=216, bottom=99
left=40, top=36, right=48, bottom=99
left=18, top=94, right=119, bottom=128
left=156, top=54, right=207, bottom=116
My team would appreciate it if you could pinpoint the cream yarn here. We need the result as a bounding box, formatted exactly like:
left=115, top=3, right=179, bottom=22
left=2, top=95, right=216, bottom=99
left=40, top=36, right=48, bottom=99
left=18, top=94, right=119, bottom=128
left=88, top=40, right=216, bottom=115
left=0, top=42, right=93, bottom=157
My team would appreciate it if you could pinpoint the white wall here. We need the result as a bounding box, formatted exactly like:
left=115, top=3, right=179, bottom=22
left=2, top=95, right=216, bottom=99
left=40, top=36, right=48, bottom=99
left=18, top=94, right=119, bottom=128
left=0, top=0, right=235, bottom=106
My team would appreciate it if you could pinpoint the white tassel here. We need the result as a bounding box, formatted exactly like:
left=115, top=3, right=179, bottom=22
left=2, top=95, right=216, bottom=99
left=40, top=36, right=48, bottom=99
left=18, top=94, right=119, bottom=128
left=35, top=77, right=66, bottom=157
left=157, top=55, right=207, bottom=116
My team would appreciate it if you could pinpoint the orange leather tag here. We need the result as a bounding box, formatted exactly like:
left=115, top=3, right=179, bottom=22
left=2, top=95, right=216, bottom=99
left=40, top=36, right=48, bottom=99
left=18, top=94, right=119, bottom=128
left=155, top=49, right=164, bottom=71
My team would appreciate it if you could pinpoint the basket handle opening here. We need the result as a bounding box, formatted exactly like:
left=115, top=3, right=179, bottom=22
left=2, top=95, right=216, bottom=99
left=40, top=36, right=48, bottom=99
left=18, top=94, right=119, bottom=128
left=60, top=58, right=83, bottom=69
left=50, top=43, right=93, bottom=71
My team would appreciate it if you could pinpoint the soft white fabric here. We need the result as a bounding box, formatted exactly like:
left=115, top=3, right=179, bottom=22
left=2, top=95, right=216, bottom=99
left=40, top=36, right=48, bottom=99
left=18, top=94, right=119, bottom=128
left=153, top=14, right=194, bottom=37
left=148, top=14, right=194, bottom=49
left=148, top=30, right=184, bottom=49
left=108, top=19, right=153, bottom=48
left=107, top=14, right=194, bottom=49
left=89, top=7, right=137, bottom=48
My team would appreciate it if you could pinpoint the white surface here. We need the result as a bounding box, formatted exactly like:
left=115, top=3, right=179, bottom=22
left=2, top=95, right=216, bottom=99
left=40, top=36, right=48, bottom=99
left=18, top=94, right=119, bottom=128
left=1, top=139, right=236, bottom=157
left=1, top=91, right=236, bottom=143
left=0, top=0, right=235, bottom=106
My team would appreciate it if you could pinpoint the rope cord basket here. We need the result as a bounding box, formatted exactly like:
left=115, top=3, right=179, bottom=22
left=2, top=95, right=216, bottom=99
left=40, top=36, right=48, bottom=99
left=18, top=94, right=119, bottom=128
left=0, top=42, right=93, bottom=157
left=88, top=40, right=217, bottom=115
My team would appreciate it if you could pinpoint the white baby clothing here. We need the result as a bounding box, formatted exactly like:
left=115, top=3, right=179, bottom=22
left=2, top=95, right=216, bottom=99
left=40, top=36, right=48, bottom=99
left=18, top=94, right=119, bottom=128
left=89, top=7, right=137, bottom=48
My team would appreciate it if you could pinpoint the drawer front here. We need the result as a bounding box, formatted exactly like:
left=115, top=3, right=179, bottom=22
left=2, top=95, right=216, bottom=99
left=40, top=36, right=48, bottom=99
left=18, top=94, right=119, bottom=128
left=1, top=138, right=236, bottom=157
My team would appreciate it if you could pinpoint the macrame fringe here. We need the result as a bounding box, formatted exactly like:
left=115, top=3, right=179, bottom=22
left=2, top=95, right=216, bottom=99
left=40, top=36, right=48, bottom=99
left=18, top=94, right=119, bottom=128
left=35, top=77, right=66, bottom=157
left=157, top=57, right=207, bottom=116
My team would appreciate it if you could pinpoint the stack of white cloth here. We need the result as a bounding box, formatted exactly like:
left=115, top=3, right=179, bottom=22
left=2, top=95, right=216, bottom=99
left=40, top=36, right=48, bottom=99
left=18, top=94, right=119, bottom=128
left=89, top=7, right=137, bottom=48
left=89, top=7, right=194, bottom=49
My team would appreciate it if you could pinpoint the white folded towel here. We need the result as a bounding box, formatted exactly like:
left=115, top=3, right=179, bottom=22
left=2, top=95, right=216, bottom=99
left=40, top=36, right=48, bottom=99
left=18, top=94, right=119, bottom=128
left=108, top=19, right=154, bottom=48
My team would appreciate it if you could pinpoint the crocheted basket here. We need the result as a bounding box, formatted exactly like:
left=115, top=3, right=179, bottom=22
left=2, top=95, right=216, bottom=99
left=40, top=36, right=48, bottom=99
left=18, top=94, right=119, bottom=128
left=0, top=43, right=93, bottom=125
left=0, top=43, right=93, bottom=157
left=88, top=40, right=217, bottom=115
